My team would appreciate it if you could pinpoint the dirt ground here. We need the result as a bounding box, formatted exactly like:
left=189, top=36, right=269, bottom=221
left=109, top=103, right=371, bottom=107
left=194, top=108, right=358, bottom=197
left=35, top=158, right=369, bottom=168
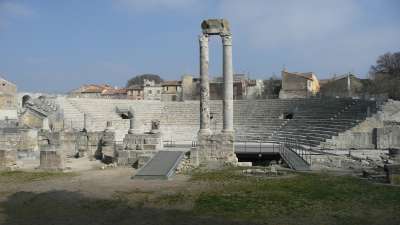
left=1, top=156, right=191, bottom=200
left=1, top=156, right=399, bottom=225
left=0, top=157, right=258, bottom=225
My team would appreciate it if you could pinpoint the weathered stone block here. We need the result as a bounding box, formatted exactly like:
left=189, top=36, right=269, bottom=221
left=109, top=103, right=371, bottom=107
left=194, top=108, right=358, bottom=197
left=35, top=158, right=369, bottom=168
left=385, top=164, right=400, bottom=185
left=0, top=149, right=17, bottom=169
left=377, top=126, right=400, bottom=149
left=123, top=133, right=163, bottom=150
left=39, top=150, right=64, bottom=171
left=195, top=132, right=237, bottom=166
left=201, top=19, right=230, bottom=35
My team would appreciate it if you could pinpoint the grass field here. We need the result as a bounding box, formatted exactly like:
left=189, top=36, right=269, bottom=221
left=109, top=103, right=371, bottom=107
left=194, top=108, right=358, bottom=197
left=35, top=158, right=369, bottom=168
left=187, top=168, right=400, bottom=225
left=0, top=170, right=77, bottom=183
left=0, top=168, right=399, bottom=225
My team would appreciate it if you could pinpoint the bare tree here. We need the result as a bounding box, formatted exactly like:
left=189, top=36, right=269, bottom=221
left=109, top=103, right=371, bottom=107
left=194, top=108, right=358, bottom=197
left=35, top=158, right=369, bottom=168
left=370, top=52, right=400, bottom=78
left=369, top=52, right=400, bottom=99
left=126, top=74, right=163, bottom=88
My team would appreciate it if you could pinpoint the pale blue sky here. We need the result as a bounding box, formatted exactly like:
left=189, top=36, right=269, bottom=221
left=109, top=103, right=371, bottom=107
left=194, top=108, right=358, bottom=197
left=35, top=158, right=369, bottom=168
left=0, top=0, right=399, bottom=92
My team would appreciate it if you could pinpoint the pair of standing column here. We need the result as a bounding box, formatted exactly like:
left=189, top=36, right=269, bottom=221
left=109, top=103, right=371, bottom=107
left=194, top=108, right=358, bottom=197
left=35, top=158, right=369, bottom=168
left=199, top=34, right=234, bottom=136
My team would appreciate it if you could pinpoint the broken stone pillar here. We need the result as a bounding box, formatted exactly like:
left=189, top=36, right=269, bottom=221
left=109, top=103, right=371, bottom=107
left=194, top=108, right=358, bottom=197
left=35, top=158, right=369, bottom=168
left=76, top=131, right=89, bottom=157
left=222, top=34, right=234, bottom=134
left=39, top=148, right=64, bottom=171
left=0, top=149, right=17, bottom=170
left=83, top=113, right=88, bottom=132
left=100, top=130, right=116, bottom=163
left=59, top=131, right=78, bottom=158
left=389, top=149, right=400, bottom=163
left=198, top=34, right=212, bottom=136
left=385, top=164, right=400, bottom=185
left=42, top=118, right=50, bottom=131
left=128, top=108, right=138, bottom=134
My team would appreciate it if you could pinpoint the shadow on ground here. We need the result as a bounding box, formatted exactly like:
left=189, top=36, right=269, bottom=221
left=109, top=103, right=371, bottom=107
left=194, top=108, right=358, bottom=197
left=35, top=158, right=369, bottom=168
left=0, top=191, right=258, bottom=225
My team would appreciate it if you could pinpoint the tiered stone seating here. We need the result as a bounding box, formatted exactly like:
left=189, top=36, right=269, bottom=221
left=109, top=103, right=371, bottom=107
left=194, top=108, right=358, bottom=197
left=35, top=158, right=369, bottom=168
left=270, top=98, right=377, bottom=147
left=56, top=97, right=84, bottom=130
left=59, top=97, right=377, bottom=145
left=234, top=100, right=295, bottom=142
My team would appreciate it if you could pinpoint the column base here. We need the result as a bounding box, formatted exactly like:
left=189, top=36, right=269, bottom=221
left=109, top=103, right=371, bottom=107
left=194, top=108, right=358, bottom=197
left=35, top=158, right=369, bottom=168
left=128, top=129, right=139, bottom=134
left=198, top=129, right=212, bottom=137
left=221, top=129, right=235, bottom=136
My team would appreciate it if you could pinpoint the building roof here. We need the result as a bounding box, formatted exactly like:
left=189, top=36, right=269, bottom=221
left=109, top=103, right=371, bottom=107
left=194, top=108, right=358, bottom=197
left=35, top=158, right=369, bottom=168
left=71, top=84, right=112, bottom=93
left=331, top=73, right=357, bottom=81
left=127, top=85, right=143, bottom=91
left=283, top=71, right=314, bottom=80
left=101, top=88, right=128, bottom=95
left=162, top=80, right=181, bottom=86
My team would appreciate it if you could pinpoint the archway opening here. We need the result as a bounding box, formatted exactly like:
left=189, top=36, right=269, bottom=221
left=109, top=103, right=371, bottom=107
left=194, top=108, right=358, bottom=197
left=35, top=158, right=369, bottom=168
left=22, top=95, right=31, bottom=107
left=283, top=112, right=294, bottom=119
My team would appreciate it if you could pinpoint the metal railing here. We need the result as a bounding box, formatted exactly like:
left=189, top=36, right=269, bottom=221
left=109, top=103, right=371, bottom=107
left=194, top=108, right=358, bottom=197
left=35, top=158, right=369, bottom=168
left=281, top=137, right=312, bottom=165
left=235, top=140, right=280, bottom=154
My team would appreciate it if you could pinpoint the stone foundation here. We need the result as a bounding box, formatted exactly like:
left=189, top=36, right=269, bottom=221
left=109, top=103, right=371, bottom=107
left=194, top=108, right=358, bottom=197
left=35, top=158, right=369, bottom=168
left=193, top=132, right=238, bottom=166
left=117, top=150, right=157, bottom=167
left=123, top=133, right=163, bottom=150
left=99, top=131, right=116, bottom=163
left=116, top=132, right=162, bottom=167
left=377, top=126, right=400, bottom=150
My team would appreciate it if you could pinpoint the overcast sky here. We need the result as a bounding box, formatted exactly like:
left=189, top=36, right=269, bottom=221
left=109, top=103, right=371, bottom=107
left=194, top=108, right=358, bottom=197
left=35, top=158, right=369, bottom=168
left=0, top=0, right=399, bottom=92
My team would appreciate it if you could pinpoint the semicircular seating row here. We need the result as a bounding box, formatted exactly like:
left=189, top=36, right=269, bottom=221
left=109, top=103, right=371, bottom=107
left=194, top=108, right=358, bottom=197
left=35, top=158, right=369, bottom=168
left=58, top=97, right=377, bottom=147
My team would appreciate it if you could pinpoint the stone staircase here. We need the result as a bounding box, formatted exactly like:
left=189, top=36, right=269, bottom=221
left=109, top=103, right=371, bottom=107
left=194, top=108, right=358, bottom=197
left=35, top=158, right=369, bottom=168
left=56, top=97, right=84, bottom=130
left=64, top=98, right=130, bottom=141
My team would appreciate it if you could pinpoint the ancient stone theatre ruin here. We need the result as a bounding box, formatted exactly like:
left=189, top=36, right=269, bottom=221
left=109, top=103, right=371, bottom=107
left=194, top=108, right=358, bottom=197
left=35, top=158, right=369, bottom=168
left=194, top=19, right=238, bottom=165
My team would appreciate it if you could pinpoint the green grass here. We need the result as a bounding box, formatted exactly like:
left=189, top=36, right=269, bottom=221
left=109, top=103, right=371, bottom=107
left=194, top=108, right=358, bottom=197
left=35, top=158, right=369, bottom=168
left=155, top=168, right=400, bottom=225
left=1, top=168, right=399, bottom=224
left=0, top=171, right=77, bottom=183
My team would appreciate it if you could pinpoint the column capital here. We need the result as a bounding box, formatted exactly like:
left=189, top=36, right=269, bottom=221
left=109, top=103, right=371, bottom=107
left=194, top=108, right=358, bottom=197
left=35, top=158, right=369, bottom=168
left=221, top=35, right=232, bottom=46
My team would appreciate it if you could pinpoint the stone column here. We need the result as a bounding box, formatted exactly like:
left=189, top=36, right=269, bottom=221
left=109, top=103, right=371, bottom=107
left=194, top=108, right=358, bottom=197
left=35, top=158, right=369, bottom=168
left=198, top=34, right=212, bottom=136
left=128, top=118, right=135, bottom=134
left=83, top=113, right=88, bottom=132
left=222, top=35, right=234, bottom=133
left=128, top=108, right=136, bottom=134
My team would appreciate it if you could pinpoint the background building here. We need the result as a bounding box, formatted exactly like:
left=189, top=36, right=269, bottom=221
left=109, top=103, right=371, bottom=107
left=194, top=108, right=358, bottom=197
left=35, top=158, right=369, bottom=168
left=279, top=70, right=320, bottom=99
left=319, top=73, right=365, bottom=98
left=162, top=81, right=182, bottom=101
left=0, top=77, right=18, bottom=120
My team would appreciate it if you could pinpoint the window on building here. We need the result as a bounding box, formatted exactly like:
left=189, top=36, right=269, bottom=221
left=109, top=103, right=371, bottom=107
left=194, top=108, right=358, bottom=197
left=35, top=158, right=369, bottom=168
left=148, top=90, right=152, bottom=94
left=157, top=90, right=161, bottom=94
